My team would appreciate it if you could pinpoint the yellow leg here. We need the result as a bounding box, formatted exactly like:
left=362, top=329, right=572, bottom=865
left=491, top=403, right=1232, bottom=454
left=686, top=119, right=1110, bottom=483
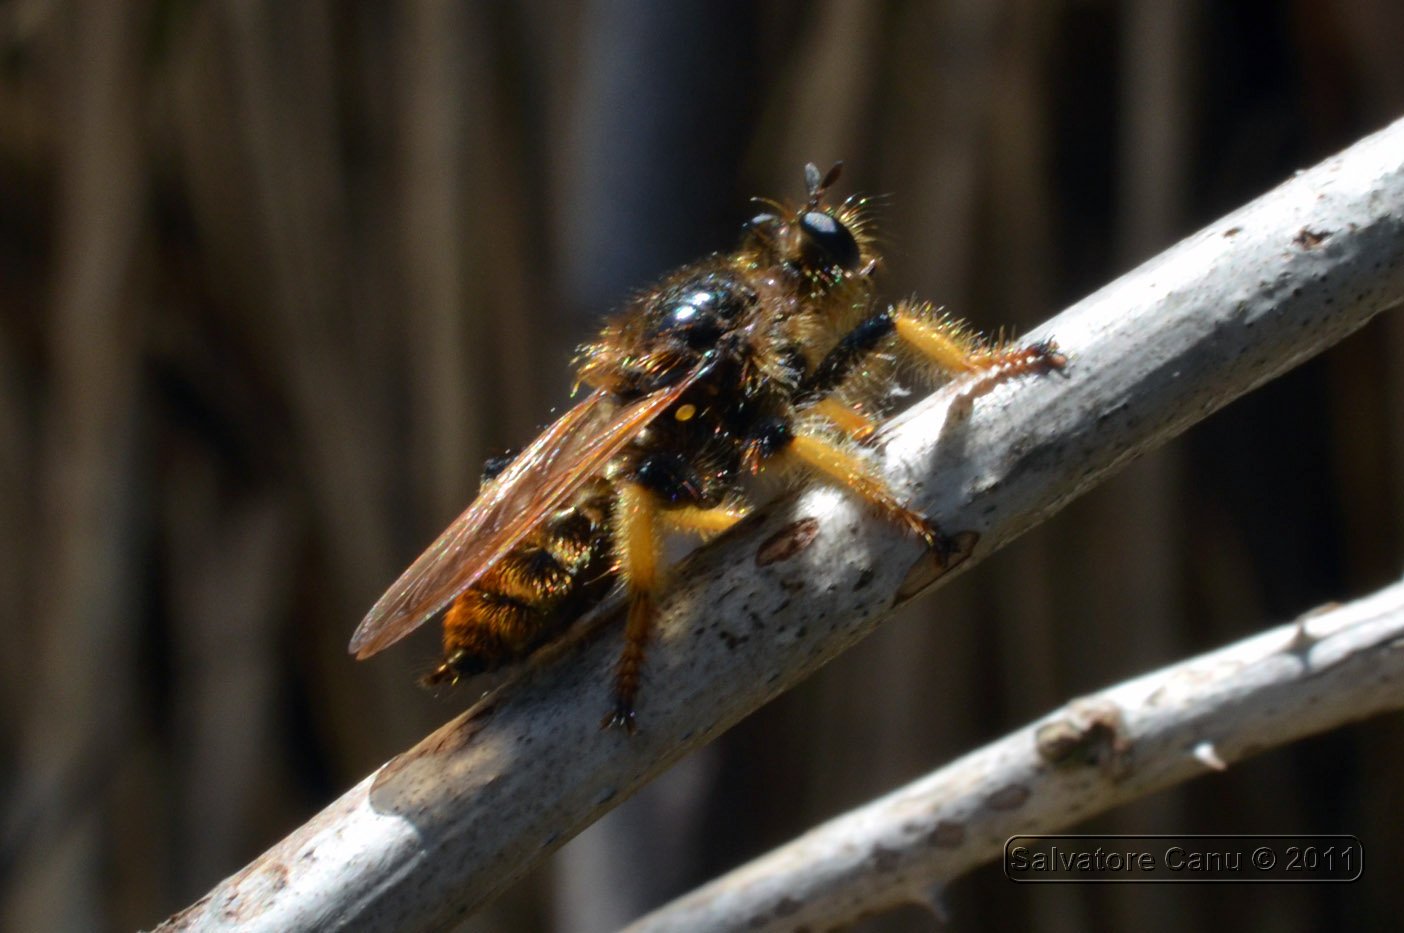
left=787, top=433, right=946, bottom=554
left=892, top=311, right=982, bottom=374
left=660, top=503, right=748, bottom=537
left=898, top=305, right=1061, bottom=378
left=893, top=304, right=1066, bottom=378
left=604, top=482, right=663, bottom=733
left=809, top=397, right=878, bottom=443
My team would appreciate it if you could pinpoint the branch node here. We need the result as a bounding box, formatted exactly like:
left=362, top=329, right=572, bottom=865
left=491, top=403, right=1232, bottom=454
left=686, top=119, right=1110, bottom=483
left=1192, top=740, right=1228, bottom=772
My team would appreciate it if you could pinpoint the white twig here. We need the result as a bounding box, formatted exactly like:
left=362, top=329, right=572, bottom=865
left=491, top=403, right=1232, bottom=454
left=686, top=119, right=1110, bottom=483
left=626, top=581, right=1404, bottom=931
left=155, top=118, right=1404, bottom=932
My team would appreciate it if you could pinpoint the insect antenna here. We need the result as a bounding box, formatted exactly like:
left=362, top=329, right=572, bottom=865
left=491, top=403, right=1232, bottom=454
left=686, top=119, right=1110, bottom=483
left=804, top=161, right=844, bottom=208
left=749, top=196, right=788, bottom=215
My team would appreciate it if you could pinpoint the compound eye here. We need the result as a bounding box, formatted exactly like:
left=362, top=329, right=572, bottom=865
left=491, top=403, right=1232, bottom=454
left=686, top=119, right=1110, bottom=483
left=798, top=210, right=861, bottom=272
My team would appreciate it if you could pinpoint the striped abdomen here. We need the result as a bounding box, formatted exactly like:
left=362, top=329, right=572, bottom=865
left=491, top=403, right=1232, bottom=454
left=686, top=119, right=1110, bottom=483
left=424, top=482, right=613, bottom=685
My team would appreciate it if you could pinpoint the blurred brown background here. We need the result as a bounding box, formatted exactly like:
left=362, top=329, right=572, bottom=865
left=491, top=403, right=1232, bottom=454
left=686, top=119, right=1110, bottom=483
left=3, top=1, right=1404, bottom=931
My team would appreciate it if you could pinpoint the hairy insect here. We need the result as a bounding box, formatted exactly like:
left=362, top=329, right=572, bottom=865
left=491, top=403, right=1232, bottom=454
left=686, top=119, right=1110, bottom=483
left=349, top=163, right=1065, bottom=732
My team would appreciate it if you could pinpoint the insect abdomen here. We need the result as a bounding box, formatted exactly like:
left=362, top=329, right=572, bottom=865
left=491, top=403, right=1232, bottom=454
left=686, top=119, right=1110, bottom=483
left=424, top=489, right=612, bottom=684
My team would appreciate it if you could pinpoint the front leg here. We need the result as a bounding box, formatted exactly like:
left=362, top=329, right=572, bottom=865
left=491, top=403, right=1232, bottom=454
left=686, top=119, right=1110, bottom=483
left=795, top=309, right=898, bottom=404
left=888, top=300, right=1067, bottom=379
left=799, top=304, right=1066, bottom=406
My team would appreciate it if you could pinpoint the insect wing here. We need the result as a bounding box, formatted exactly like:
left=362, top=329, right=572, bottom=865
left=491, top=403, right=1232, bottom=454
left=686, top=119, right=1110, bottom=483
left=350, top=391, right=609, bottom=658
left=349, top=374, right=702, bottom=658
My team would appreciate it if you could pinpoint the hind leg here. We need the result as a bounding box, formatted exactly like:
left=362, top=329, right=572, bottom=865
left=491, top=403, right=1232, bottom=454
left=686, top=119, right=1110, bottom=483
left=602, top=481, right=662, bottom=733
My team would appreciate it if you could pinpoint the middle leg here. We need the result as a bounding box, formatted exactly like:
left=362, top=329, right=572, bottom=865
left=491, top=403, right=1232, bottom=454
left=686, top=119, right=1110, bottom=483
left=749, top=418, right=953, bottom=562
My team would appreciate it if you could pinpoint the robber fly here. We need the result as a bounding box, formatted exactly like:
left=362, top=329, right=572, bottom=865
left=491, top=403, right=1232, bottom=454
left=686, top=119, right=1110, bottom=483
left=349, top=163, right=1064, bottom=732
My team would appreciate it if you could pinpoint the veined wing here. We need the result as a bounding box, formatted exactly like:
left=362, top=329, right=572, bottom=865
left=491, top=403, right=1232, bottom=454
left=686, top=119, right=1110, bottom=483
left=349, top=372, right=703, bottom=659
